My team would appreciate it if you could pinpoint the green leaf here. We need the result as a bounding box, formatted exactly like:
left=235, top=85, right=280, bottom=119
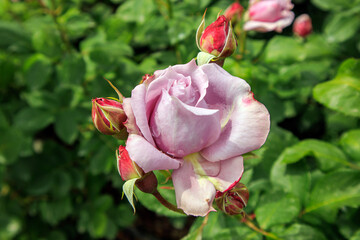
left=311, top=0, right=357, bottom=11
left=14, top=108, right=54, bottom=133
left=0, top=21, right=32, bottom=52
left=255, top=192, right=301, bottom=230
left=56, top=53, right=86, bottom=85
left=54, top=109, right=79, bottom=144
left=325, top=10, right=360, bottom=43
left=276, top=139, right=349, bottom=171
left=0, top=54, right=15, bottom=89
left=23, top=54, right=52, bottom=90
left=32, top=27, right=63, bottom=59
left=305, top=169, right=360, bottom=217
left=279, top=223, right=327, bottom=240
left=340, top=129, right=360, bottom=162
left=59, top=9, right=95, bottom=40
left=313, top=58, right=360, bottom=117
left=116, top=0, right=155, bottom=23
left=0, top=128, right=23, bottom=164
left=89, top=145, right=114, bottom=175
left=122, top=178, right=138, bottom=213
left=270, top=157, right=311, bottom=205
left=39, top=197, right=72, bottom=225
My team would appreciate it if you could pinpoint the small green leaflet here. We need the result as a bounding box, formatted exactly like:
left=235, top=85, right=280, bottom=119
left=122, top=178, right=139, bottom=213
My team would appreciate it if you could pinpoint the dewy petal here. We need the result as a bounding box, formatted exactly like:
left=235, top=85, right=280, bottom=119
left=126, top=134, right=181, bottom=172
left=172, top=160, right=216, bottom=216
left=201, top=92, right=270, bottom=162
left=130, top=84, right=155, bottom=145
left=150, top=90, right=221, bottom=158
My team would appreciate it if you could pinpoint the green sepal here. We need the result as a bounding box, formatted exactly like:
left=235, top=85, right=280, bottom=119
left=122, top=178, right=140, bottom=213
left=196, top=52, right=216, bottom=66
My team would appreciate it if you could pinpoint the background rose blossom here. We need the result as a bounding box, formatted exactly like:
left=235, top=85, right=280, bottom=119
left=244, top=0, right=295, bottom=32
left=123, top=60, right=270, bottom=216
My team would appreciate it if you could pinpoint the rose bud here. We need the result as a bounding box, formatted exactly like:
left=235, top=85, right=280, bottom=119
left=293, top=14, right=312, bottom=38
left=197, top=15, right=237, bottom=59
left=224, top=2, right=244, bottom=23
left=91, top=98, right=127, bottom=137
left=244, top=0, right=295, bottom=33
left=215, top=182, right=249, bottom=215
left=117, top=145, right=144, bottom=181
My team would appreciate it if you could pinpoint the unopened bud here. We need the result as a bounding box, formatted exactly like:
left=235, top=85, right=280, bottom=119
left=117, top=146, right=144, bottom=181
left=197, top=14, right=237, bottom=60
left=215, top=182, right=249, bottom=215
left=293, top=14, right=312, bottom=38
left=224, top=2, right=244, bottom=23
left=92, top=98, right=127, bottom=137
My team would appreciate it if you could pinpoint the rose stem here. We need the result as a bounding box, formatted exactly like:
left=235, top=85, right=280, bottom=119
left=152, top=190, right=185, bottom=214
left=242, top=214, right=280, bottom=240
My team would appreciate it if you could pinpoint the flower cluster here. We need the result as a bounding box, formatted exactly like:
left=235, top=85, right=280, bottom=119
left=91, top=0, right=312, bottom=217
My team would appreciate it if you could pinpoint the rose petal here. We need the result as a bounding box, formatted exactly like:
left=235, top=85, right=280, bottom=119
left=130, top=84, right=155, bottom=145
left=126, top=134, right=181, bottom=172
left=145, top=67, right=183, bottom=119
left=188, top=153, right=244, bottom=192
left=150, top=89, right=221, bottom=158
left=202, top=92, right=270, bottom=162
left=172, top=160, right=216, bottom=216
left=208, top=155, right=244, bottom=192
left=123, top=98, right=141, bottom=135
left=199, top=64, right=251, bottom=121
left=244, top=11, right=294, bottom=32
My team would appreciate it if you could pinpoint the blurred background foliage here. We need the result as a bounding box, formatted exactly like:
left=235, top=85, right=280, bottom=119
left=0, top=0, right=359, bottom=239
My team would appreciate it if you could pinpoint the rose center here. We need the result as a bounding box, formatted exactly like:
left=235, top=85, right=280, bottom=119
left=168, top=76, right=197, bottom=105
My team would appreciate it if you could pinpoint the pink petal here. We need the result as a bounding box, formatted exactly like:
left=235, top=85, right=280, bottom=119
left=145, top=67, right=183, bottom=119
left=208, top=155, right=244, bottom=192
left=122, top=98, right=141, bottom=135
left=190, top=153, right=244, bottom=192
left=130, top=84, right=155, bottom=145
left=126, top=134, right=181, bottom=172
left=244, top=11, right=294, bottom=32
left=172, top=160, right=216, bottom=216
left=199, top=64, right=251, bottom=121
left=202, top=92, right=270, bottom=162
left=150, top=89, right=221, bottom=158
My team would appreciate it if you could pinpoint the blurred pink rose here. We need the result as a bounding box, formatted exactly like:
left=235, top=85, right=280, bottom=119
left=293, top=14, right=312, bottom=38
left=123, top=60, right=270, bottom=216
left=244, top=0, right=294, bottom=32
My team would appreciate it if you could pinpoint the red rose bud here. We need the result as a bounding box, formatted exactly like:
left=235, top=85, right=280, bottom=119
left=293, top=14, right=312, bottom=38
left=117, top=146, right=144, bottom=181
left=215, top=182, right=249, bottom=216
left=198, top=15, right=237, bottom=58
left=92, top=98, right=127, bottom=136
left=224, top=2, right=244, bottom=22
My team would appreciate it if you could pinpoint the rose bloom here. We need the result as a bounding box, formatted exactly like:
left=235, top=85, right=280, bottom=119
left=123, top=60, right=270, bottom=216
left=244, top=0, right=295, bottom=33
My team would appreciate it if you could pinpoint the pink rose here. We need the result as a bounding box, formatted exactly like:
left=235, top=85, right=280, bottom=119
left=244, top=0, right=295, bottom=33
left=293, top=14, right=312, bottom=38
left=123, top=60, right=270, bottom=216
